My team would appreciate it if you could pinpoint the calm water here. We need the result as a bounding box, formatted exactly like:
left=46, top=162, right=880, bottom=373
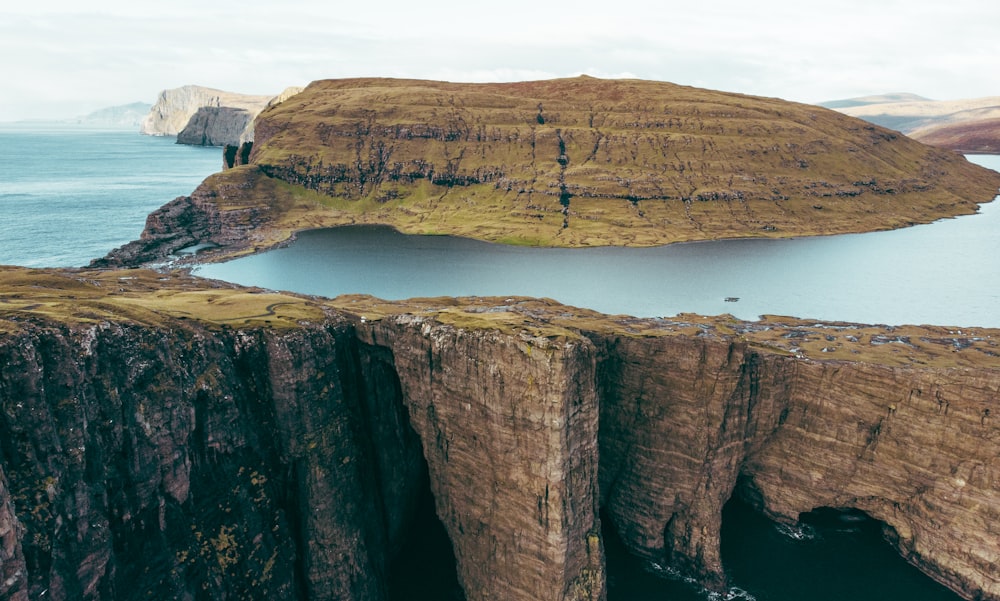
left=196, top=155, right=1000, bottom=327
left=0, top=124, right=220, bottom=267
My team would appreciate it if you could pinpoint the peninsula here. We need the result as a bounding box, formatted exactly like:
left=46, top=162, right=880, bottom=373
left=97, top=76, right=1000, bottom=267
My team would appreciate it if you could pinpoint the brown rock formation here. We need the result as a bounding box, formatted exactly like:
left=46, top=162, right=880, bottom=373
left=100, top=77, right=1000, bottom=267
left=0, top=268, right=998, bottom=600
left=176, top=107, right=255, bottom=147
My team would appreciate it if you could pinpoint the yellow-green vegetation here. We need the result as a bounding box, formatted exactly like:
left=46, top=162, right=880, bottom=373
left=0, top=266, right=328, bottom=332
left=328, top=295, right=1000, bottom=370
left=202, top=76, right=1000, bottom=253
left=2, top=266, right=998, bottom=370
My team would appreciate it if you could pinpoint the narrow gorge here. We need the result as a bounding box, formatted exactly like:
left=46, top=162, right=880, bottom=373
left=1, top=269, right=997, bottom=600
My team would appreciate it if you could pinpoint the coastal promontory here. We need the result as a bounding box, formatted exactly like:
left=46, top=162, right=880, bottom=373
left=101, top=76, right=1000, bottom=266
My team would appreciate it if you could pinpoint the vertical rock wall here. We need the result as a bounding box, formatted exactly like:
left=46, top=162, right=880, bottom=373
left=361, top=316, right=605, bottom=601
left=742, top=361, right=1000, bottom=600
left=0, top=320, right=424, bottom=600
left=0, top=309, right=997, bottom=601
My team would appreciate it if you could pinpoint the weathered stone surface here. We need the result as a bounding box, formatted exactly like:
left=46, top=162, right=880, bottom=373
left=362, top=317, right=605, bottom=600
left=176, top=107, right=255, bottom=147
left=140, top=85, right=272, bottom=139
left=0, top=319, right=424, bottom=600
left=0, top=271, right=998, bottom=600
left=91, top=169, right=280, bottom=268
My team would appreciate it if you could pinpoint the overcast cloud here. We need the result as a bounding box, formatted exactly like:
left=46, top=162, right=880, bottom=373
left=2, top=0, right=998, bottom=121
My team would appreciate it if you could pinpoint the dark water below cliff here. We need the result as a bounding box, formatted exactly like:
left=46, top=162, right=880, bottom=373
left=0, top=125, right=220, bottom=267
left=196, top=156, right=1000, bottom=328
left=390, top=496, right=963, bottom=601
left=602, top=498, right=964, bottom=601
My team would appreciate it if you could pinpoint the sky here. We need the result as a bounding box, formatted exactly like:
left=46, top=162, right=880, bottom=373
left=2, top=0, right=999, bottom=121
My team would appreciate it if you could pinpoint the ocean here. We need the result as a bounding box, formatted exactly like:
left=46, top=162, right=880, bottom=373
left=0, top=124, right=220, bottom=267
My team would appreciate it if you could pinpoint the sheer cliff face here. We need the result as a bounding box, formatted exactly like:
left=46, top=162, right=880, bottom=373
left=594, top=335, right=1000, bottom=599
left=176, top=107, right=255, bottom=147
left=140, top=85, right=273, bottom=138
left=0, top=319, right=425, bottom=600
left=1, top=283, right=998, bottom=601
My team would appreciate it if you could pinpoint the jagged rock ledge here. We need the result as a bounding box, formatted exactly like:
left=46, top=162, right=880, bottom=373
left=1, top=267, right=998, bottom=600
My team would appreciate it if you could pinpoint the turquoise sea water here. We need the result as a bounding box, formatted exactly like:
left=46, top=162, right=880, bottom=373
left=0, top=124, right=220, bottom=267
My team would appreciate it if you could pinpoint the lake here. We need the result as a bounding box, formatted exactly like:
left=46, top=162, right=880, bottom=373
left=196, top=155, right=1000, bottom=328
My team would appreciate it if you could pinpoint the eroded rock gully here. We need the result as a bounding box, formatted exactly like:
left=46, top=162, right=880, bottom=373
left=0, top=307, right=997, bottom=600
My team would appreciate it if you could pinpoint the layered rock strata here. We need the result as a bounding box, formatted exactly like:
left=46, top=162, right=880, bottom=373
left=0, top=269, right=998, bottom=600
left=102, top=77, right=1000, bottom=267
left=176, top=107, right=255, bottom=147
left=139, top=85, right=304, bottom=147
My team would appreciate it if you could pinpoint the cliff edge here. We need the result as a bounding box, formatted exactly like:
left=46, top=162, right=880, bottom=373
left=1, top=267, right=997, bottom=600
left=139, top=85, right=304, bottom=147
left=103, top=76, right=1000, bottom=266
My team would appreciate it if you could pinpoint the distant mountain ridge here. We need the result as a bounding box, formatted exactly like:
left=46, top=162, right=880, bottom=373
left=140, top=84, right=303, bottom=147
left=818, top=93, right=931, bottom=110
left=823, top=93, right=1000, bottom=154
left=72, top=102, right=152, bottom=128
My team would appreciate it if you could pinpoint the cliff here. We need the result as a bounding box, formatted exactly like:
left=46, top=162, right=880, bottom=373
left=102, top=76, right=1000, bottom=266
left=176, top=107, right=255, bottom=147
left=1, top=267, right=998, bottom=600
left=139, top=85, right=299, bottom=147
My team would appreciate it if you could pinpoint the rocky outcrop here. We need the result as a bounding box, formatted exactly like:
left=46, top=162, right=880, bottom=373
left=0, top=315, right=425, bottom=600
left=91, top=168, right=282, bottom=268
left=140, top=85, right=273, bottom=139
left=139, top=84, right=308, bottom=147
left=176, top=107, right=255, bottom=147
left=0, top=269, right=998, bottom=600
left=223, top=141, right=253, bottom=170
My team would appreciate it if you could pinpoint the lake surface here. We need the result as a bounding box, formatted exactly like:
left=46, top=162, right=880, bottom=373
left=196, top=155, right=1000, bottom=328
left=0, top=125, right=220, bottom=267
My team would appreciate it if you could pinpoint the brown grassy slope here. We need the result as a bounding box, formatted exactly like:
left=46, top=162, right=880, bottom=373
left=910, top=118, right=1000, bottom=154
left=2, top=266, right=999, bottom=370
left=209, top=77, right=1000, bottom=248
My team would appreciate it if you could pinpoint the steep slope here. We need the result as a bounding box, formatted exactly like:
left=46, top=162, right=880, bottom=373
left=176, top=106, right=256, bottom=146
left=910, top=117, right=1000, bottom=154
left=98, top=77, right=1000, bottom=266
left=1, top=267, right=998, bottom=601
left=140, top=85, right=273, bottom=138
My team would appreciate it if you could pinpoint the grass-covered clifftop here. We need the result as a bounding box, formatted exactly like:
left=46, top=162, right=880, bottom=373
left=227, top=76, right=1000, bottom=248
left=3, top=266, right=998, bottom=370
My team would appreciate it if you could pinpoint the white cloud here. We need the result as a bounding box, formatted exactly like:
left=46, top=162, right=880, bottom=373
left=2, top=0, right=999, bottom=120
